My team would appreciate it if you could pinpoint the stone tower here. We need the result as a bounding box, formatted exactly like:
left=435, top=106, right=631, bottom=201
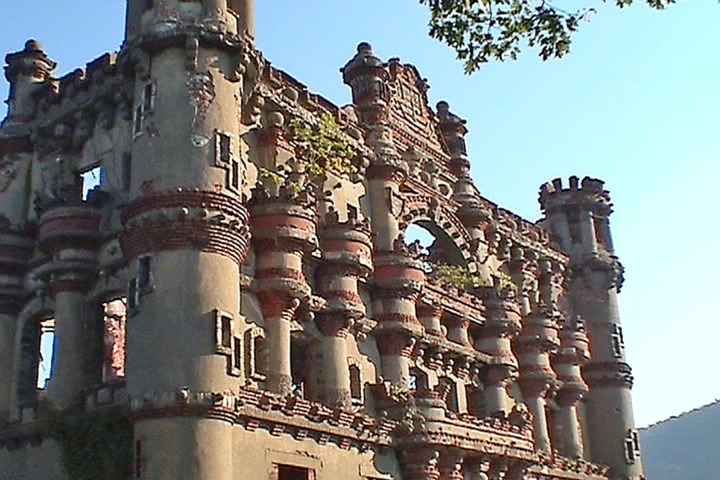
left=0, top=3, right=646, bottom=480
left=121, top=1, right=255, bottom=479
left=540, top=176, right=643, bottom=480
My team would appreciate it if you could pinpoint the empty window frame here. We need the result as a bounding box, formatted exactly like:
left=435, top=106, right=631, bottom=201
left=80, top=165, right=104, bottom=201
left=133, top=82, right=156, bottom=137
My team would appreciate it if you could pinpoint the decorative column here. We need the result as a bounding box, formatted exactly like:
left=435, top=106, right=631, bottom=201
left=373, top=242, right=425, bottom=388
left=342, top=42, right=406, bottom=252
left=38, top=205, right=101, bottom=408
left=250, top=189, right=316, bottom=396
left=553, top=319, right=590, bottom=459
left=315, top=212, right=373, bottom=408
left=475, top=289, right=521, bottom=415
left=417, top=302, right=443, bottom=337
left=0, top=226, right=34, bottom=420
left=514, top=302, right=560, bottom=453
left=444, top=314, right=472, bottom=347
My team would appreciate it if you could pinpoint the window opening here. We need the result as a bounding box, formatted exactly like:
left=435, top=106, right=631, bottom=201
left=221, top=315, right=232, bottom=349
left=349, top=364, right=362, bottom=401
left=233, top=337, right=242, bottom=370
left=122, top=153, right=132, bottom=191
left=102, top=298, right=127, bottom=382
left=278, top=465, right=310, bottom=480
left=81, top=165, right=104, bottom=201
left=611, top=324, right=624, bottom=358
left=253, top=335, right=268, bottom=377
left=138, top=256, right=153, bottom=291
left=37, top=317, right=56, bottom=389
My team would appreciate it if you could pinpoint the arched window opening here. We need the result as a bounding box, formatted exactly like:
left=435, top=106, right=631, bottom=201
left=349, top=364, right=362, bottom=402
left=102, top=298, right=127, bottom=382
left=404, top=223, right=473, bottom=288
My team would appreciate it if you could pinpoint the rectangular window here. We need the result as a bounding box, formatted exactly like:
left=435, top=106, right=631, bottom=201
left=278, top=465, right=310, bottom=480
left=128, top=279, right=140, bottom=315
left=611, top=324, right=625, bottom=357
left=216, top=131, right=232, bottom=165
left=230, top=160, right=240, bottom=190
left=122, top=153, right=132, bottom=191
left=134, top=82, right=156, bottom=138
left=214, top=310, right=233, bottom=355
left=138, top=256, right=153, bottom=292
left=233, top=337, right=242, bottom=370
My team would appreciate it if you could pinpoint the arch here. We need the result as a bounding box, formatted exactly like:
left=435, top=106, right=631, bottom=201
left=399, top=195, right=476, bottom=271
left=10, top=297, right=54, bottom=412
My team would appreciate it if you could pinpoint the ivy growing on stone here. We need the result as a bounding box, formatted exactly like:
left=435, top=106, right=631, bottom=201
left=288, top=113, right=358, bottom=181
left=387, top=384, right=427, bottom=432
left=429, top=262, right=477, bottom=290
left=37, top=400, right=133, bottom=480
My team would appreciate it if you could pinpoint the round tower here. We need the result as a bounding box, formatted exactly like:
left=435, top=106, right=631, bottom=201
left=119, top=1, right=255, bottom=479
left=539, top=176, right=643, bottom=479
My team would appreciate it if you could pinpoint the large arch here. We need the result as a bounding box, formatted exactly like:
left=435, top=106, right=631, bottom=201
left=398, top=195, right=477, bottom=272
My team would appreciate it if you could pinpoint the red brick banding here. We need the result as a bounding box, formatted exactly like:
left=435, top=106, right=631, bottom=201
left=121, top=191, right=250, bottom=265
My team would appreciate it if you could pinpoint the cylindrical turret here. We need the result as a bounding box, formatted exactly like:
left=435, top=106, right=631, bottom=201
left=120, top=2, right=255, bottom=478
left=539, top=176, right=643, bottom=479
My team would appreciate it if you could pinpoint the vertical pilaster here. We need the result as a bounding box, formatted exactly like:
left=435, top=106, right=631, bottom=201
left=37, top=205, right=102, bottom=409
left=475, top=290, right=521, bottom=415
left=373, top=248, right=424, bottom=387
left=515, top=306, right=560, bottom=453
left=552, top=321, right=590, bottom=459
left=250, top=193, right=316, bottom=396
left=316, top=214, right=373, bottom=408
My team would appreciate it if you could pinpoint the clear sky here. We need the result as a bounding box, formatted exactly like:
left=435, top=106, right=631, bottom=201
left=1, top=0, right=718, bottom=427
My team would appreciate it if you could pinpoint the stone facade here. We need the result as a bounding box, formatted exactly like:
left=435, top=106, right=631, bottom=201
left=0, top=2, right=645, bottom=479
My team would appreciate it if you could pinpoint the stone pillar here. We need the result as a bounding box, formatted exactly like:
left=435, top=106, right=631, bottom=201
left=316, top=214, right=373, bottom=408
left=553, top=320, right=590, bottom=459
left=444, top=315, right=472, bottom=347
left=0, top=229, right=33, bottom=421
left=515, top=307, right=560, bottom=453
left=475, top=289, right=521, bottom=415
left=373, top=249, right=425, bottom=387
left=315, top=316, right=351, bottom=407
left=417, top=303, right=443, bottom=337
left=37, top=205, right=101, bottom=409
left=250, top=192, right=316, bottom=396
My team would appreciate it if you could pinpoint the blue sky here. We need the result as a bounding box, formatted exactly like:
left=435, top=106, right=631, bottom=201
left=2, top=1, right=719, bottom=427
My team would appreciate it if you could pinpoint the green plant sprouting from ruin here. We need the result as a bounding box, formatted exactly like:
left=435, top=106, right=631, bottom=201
left=387, top=383, right=427, bottom=432
left=288, top=113, right=358, bottom=181
left=37, top=400, right=133, bottom=480
left=496, top=271, right=518, bottom=292
left=429, top=262, right=476, bottom=290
